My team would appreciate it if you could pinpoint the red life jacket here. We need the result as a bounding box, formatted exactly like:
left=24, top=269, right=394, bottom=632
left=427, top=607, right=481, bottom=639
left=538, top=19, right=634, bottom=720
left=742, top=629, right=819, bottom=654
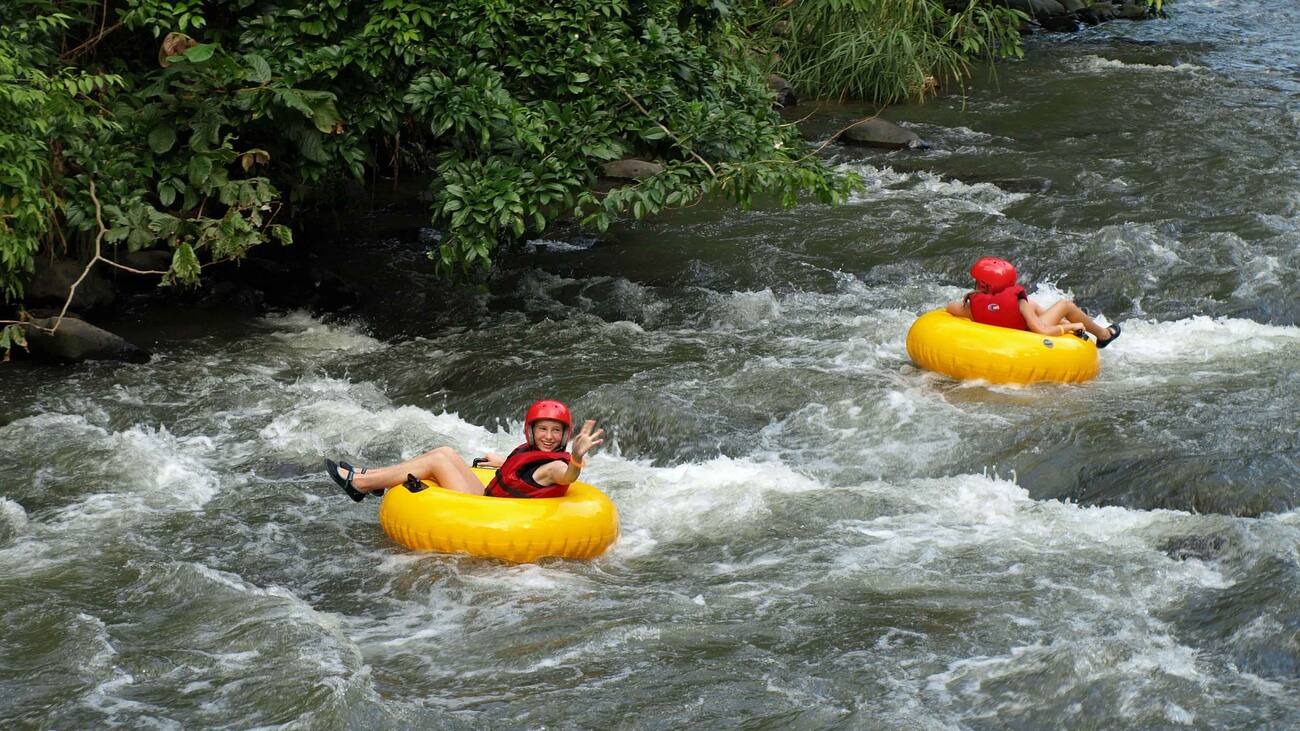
left=484, top=443, right=571, bottom=498
left=969, top=285, right=1028, bottom=330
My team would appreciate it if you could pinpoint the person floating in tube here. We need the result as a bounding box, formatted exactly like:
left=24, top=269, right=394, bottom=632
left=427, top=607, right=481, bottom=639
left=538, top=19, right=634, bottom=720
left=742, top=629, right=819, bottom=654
left=325, top=400, right=603, bottom=501
left=945, top=257, right=1121, bottom=346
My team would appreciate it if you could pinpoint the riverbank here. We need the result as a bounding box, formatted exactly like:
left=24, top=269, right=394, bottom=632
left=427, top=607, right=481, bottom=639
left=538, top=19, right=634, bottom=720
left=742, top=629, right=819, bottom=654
left=6, top=2, right=1184, bottom=365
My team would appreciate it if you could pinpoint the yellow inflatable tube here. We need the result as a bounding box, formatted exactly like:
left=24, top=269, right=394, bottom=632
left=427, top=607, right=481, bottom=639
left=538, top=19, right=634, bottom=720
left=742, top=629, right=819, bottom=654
left=378, top=467, right=619, bottom=563
left=906, top=309, right=1099, bottom=385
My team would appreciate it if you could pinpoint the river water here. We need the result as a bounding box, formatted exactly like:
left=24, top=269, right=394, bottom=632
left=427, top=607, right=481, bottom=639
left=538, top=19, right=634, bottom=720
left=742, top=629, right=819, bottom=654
left=2, top=2, right=1298, bottom=728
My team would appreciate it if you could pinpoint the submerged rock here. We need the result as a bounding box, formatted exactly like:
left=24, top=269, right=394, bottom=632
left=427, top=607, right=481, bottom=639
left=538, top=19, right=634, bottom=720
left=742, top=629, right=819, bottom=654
left=985, top=176, right=1053, bottom=194
left=840, top=117, right=928, bottom=150
left=24, top=316, right=150, bottom=364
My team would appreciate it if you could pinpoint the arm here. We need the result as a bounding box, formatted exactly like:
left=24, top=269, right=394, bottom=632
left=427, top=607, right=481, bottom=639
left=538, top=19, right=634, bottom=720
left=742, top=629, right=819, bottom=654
left=945, top=294, right=973, bottom=319
left=1020, top=299, right=1083, bottom=335
left=534, top=419, right=604, bottom=486
left=476, top=451, right=505, bottom=469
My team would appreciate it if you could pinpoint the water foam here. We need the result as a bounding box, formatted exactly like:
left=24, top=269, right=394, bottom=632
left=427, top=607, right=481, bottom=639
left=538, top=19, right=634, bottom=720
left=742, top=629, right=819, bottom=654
left=842, top=164, right=1029, bottom=217
left=1077, top=55, right=1207, bottom=74
left=602, top=454, right=821, bottom=547
left=0, top=497, right=28, bottom=542
left=1105, top=315, right=1299, bottom=364
left=526, top=238, right=596, bottom=253
left=258, top=310, right=385, bottom=354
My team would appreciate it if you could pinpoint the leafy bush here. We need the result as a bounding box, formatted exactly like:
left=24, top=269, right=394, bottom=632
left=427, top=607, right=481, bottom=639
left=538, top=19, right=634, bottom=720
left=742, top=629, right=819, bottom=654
left=755, top=0, right=1029, bottom=103
left=0, top=0, right=858, bottom=319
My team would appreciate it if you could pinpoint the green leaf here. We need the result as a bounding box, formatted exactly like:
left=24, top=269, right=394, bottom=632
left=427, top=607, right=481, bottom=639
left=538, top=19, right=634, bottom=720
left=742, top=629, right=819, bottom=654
left=245, top=53, right=272, bottom=83
left=270, top=224, right=293, bottom=246
left=158, top=181, right=177, bottom=207
left=299, top=130, right=328, bottom=163
left=310, top=98, right=341, bottom=134
left=148, top=124, right=176, bottom=154
left=183, top=44, right=217, bottom=63
left=169, top=243, right=201, bottom=284
left=188, top=155, right=213, bottom=186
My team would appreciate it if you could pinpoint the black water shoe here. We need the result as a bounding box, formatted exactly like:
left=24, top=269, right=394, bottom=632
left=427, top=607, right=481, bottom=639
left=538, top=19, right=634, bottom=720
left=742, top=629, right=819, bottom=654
left=1095, top=323, right=1122, bottom=349
left=326, top=459, right=366, bottom=502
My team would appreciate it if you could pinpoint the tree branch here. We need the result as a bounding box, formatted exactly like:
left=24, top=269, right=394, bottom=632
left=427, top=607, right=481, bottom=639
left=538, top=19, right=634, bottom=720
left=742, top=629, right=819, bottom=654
left=48, top=177, right=111, bottom=333
left=59, top=22, right=123, bottom=61
left=618, top=88, right=716, bottom=177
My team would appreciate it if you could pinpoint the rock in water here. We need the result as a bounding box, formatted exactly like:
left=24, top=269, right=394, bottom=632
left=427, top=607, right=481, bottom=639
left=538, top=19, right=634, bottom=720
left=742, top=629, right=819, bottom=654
left=601, top=159, right=666, bottom=180
left=768, top=75, right=797, bottom=108
left=26, top=258, right=115, bottom=311
left=1120, top=0, right=1152, bottom=19
left=24, top=316, right=150, bottom=364
left=840, top=118, right=928, bottom=150
left=1006, top=0, right=1067, bottom=16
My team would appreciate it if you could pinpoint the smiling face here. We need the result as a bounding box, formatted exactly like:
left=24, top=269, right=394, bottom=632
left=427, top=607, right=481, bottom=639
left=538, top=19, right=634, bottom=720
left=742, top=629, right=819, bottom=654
left=531, top=419, right=567, bottom=451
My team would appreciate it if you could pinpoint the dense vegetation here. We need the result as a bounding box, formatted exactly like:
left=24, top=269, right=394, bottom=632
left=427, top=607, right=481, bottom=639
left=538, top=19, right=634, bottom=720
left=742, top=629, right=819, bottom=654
left=1, top=1, right=855, bottom=328
left=753, top=0, right=1030, bottom=103
left=0, top=0, right=1163, bottom=352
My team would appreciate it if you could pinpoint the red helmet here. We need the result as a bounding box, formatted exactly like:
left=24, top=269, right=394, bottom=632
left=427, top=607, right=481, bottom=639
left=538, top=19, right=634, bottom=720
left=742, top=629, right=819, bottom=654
left=970, top=257, right=1017, bottom=294
left=524, top=399, right=572, bottom=448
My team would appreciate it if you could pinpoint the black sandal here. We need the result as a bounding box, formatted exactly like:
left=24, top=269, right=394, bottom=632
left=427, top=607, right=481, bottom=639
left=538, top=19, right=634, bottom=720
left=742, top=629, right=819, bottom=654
left=325, top=459, right=367, bottom=502
left=342, top=462, right=384, bottom=497
left=1095, top=322, right=1122, bottom=349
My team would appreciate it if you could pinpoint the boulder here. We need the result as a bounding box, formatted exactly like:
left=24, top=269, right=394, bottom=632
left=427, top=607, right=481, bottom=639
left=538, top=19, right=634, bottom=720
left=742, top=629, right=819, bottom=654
left=1120, top=0, right=1151, bottom=19
left=601, top=159, right=666, bottom=181
left=23, top=316, right=150, bottom=363
left=840, top=117, right=928, bottom=150
left=110, top=249, right=173, bottom=274
left=1039, top=14, right=1080, bottom=32
left=768, top=75, right=797, bottom=108
left=106, top=250, right=173, bottom=292
left=1088, top=1, right=1120, bottom=20
left=1006, top=0, right=1067, bottom=16
left=307, top=263, right=361, bottom=314
left=1060, top=0, right=1087, bottom=11
left=26, top=257, right=115, bottom=311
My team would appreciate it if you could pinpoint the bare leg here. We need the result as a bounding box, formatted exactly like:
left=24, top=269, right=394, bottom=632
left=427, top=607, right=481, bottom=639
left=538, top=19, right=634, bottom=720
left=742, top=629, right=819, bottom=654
left=334, top=447, right=484, bottom=495
left=1031, top=300, right=1113, bottom=341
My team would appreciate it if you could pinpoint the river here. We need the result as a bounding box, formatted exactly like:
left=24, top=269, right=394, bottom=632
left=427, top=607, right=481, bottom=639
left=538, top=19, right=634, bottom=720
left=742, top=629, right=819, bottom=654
left=2, top=1, right=1298, bottom=727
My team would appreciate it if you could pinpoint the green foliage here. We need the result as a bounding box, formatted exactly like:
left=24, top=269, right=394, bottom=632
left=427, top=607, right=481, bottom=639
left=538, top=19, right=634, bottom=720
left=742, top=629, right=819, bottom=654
left=1, top=0, right=857, bottom=302
left=755, top=0, right=1029, bottom=103
left=1, top=0, right=304, bottom=301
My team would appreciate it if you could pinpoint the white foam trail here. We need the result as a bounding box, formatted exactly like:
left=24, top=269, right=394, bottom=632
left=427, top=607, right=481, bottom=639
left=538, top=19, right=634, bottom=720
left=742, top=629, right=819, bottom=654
left=1078, top=55, right=1206, bottom=74
left=1105, top=315, right=1299, bottom=363
left=601, top=454, right=820, bottom=550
